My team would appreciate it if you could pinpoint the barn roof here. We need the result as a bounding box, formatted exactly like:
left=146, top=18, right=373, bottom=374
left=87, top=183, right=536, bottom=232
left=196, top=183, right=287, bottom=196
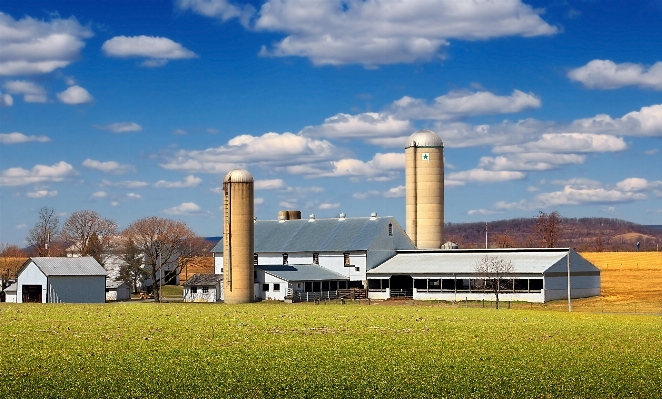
left=367, top=249, right=596, bottom=275
left=4, top=282, right=17, bottom=292
left=106, top=280, right=129, bottom=289
left=21, top=257, right=107, bottom=277
left=257, top=264, right=348, bottom=282
left=184, top=273, right=222, bottom=286
left=211, top=216, right=413, bottom=253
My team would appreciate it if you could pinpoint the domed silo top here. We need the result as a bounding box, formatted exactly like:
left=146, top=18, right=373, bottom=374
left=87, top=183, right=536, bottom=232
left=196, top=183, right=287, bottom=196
left=406, top=129, right=443, bottom=148
left=223, top=169, right=254, bottom=183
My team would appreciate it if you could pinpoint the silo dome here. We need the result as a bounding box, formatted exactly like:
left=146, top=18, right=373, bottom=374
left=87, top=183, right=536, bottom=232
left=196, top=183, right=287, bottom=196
left=223, top=169, right=254, bottom=183
left=406, top=130, right=443, bottom=148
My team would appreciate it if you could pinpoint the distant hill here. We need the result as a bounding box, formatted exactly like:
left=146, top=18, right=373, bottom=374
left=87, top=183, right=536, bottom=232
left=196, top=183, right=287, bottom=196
left=445, top=217, right=662, bottom=252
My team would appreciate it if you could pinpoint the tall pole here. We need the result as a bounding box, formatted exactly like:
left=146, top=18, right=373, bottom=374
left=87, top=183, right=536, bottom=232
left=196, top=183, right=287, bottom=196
left=485, top=223, right=488, bottom=249
left=159, top=252, right=162, bottom=303
left=567, top=249, right=572, bottom=312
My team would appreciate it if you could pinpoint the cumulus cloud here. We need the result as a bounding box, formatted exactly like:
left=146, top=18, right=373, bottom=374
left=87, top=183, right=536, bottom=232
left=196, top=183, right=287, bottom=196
left=447, top=169, right=525, bottom=183
left=572, top=104, right=662, bottom=137
left=550, top=178, right=602, bottom=189
left=253, top=0, right=557, bottom=66
left=91, top=191, right=107, bottom=198
left=568, top=60, right=662, bottom=90
left=102, top=36, right=198, bottom=67
left=3, top=80, right=47, bottom=102
left=354, top=185, right=405, bottom=199
left=177, top=0, right=254, bottom=26
left=0, top=13, right=93, bottom=75
left=300, top=112, right=411, bottom=140
left=478, top=153, right=586, bottom=171
left=615, top=177, right=662, bottom=192
left=0, top=92, right=12, bottom=106
left=530, top=186, right=647, bottom=207
left=0, top=132, right=50, bottom=144
left=101, top=179, right=149, bottom=189
left=27, top=189, right=57, bottom=198
left=318, top=202, right=340, bottom=210
left=163, top=202, right=207, bottom=215
left=390, top=90, right=540, bottom=120
left=493, top=133, right=627, bottom=153
left=126, top=193, right=141, bottom=199
left=93, top=122, right=142, bottom=133
left=255, top=197, right=264, bottom=205
left=82, top=159, right=135, bottom=174
left=154, top=175, right=202, bottom=188
left=255, top=178, right=286, bottom=190
left=0, top=161, right=76, bottom=186
left=56, top=85, right=93, bottom=104
left=301, top=153, right=405, bottom=179
left=161, top=132, right=341, bottom=173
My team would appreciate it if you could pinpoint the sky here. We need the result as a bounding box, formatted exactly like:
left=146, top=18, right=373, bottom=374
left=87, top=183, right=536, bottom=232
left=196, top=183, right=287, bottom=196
left=1, top=0, right=661, bottom=246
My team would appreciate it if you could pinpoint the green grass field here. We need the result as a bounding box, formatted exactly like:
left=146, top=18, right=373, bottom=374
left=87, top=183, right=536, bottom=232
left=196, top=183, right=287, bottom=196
left=1, top=302, right=661, bottom=398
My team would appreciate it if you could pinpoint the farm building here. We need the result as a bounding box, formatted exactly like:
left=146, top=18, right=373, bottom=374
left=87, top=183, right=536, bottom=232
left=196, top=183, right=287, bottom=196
left=183, top=274, right=222, bottom=302
left=16, top=257, right=106, bottom=303
left=366, top=248, right=600, bottom=303
left=256, top=264, right=349, bottom=301
left=4, top=282, right=17, bottom=303
left=106, top=280, right=131, bottom=301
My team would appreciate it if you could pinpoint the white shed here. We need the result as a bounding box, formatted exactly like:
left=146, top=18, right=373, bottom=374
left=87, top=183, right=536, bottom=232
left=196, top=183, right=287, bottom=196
left=366, top=248, right=601, bottom=303
left=255, top=264, right=349, bottom=301
left=183, top=274, right=222, bottom=302
left=4, top=282, right=17, bottom=303
left=16, top=257, right=107, bottom=303
left=106, top=280, right=131, bottom=301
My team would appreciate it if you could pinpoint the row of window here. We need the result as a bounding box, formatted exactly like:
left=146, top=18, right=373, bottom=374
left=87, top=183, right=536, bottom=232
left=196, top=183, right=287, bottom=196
left=252, top=252, right=355, bottom=266
left=189, top=286, right=209, bottom=294
left=368, top=278, right=544, bottom=293
left=263, top=283, right=281, bottom=292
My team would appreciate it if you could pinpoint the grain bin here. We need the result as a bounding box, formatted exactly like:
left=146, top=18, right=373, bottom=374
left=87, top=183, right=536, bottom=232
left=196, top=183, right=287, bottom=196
left=405, top=130, right=444, bottom=249
left=223, top=169, right=255, bottom=304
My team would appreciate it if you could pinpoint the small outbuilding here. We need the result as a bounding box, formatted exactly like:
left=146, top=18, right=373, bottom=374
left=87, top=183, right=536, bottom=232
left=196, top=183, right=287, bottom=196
left=255, top=264, right=349, bottom=301
left=16, top=257, right=107, bottom=303
left=183, top=274, right=222, bottom=302
left=106, top=280, right=131, bottom=301
left=4, top=282, right=17, bottom=303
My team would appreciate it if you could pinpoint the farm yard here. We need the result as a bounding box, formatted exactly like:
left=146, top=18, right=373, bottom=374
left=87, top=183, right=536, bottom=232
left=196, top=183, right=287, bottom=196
left=1, top=302, right=661, bottom=398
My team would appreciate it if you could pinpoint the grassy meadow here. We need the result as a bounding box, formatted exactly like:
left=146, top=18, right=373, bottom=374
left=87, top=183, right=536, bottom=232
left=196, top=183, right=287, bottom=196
left=2, top=302, right=661, bottom=398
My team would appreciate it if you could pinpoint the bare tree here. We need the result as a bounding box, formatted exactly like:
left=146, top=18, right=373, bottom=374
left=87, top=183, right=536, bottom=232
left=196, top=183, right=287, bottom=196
left=122, top=216, right=197, bottom=301
left=26, top=206, right=60, bottom=256
left=118, top=238, right=147, bottom=294
left=473, top=254, right=514, bottom=309
left=494, top=233, right=516, bottom=248
left=59, top=210, right=118, bottom=266
left=533, top=211, right=562, bottom=248
left=0, top=244, right=29, bottom=301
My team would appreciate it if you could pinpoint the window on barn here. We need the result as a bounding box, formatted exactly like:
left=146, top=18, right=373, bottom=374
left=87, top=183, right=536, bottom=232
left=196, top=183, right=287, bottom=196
left=191, top=287, right=197, bottom=294
left=470, top=279, right=486, bottom=292
left=428, top=279, right=441, bottom=291
left=313, top=253, right=319, bottom=264
left=305, top=281, right=313, bottom=292
left=368, top=279, right=381, bottom=290
left=456, top=279, right=470, bottom=292
left=322, top=281, right=329, bottom=291
left=202, top=287, right=209, bottom=294
left=355, top=266, right=360, bottom=272
left=330, top=281, right=337, bottom=291
left=263, top=284, right=269, bottom=291
left=441, top=279, right=455, bottom=291
left=273, top=284, right=280, bottom=291
left=413, top=279, right=427, bottom=290
left=254, top=253, right=258, bottom=266
left=313, top=281, right=321, bottom=292
left=343, top=253, right=350, bottom=266
left=338, top=281, right=347, bottom=289
left=282, top=253, right=288, bottom=265
left=388, top=223, right=393, bottom=236
left=529, top=279, right=543, bottom=292
left=514, top=279, right=528, bottom=292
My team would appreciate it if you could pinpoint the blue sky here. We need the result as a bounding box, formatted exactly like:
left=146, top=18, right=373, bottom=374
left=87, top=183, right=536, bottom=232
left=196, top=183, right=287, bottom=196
left=1, top=0, right=661, bottom=246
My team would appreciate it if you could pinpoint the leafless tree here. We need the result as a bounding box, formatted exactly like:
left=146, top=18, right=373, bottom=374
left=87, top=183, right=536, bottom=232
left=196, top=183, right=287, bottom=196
left=533, top=211, right=562, bottom=248
left=494, top=233, right=516, bottom=248
left=473, top=254, right=514, bottom=309
left=26, top=206, right=60, bottom=256
left=59, top=210, right=118, bottom=266
left=122, top=216, right=197, bottom=301
left=0, top=244, right=28, bottom=301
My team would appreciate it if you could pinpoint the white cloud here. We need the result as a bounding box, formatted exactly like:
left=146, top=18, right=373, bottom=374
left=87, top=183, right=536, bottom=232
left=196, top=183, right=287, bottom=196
left=279, top=200, right=297, bottom=208
left=383, top=185, right=405, bottom=198
left=27, top=189, right=57, bottom=198
left=550, top=178, right=602, bottom=189
left=467, top=209, right=500, bottom=215
left=0, top=132, right=50, bottom=144
left=177, top=0, right=254, bottom=26
left=390, top=90, right=540, bottom=120
left=126, top=192, right=141, bottom=199
left=0, top=13, right=93, bottom=75
left=531, top=186, right=647, bottom=207
left=302, top=153, right=404, bottom=179
left=253, top=0, right=556, bottom=66
left=102, top=36, right=198, bottom=67
left=446, top=169, right=525, bottom=183
left=163, top=202, right=206, bottom=215
left=0, top=161, right=76, bottom=186
left=93, top=122, right=142, bottom=133
left=56, top=85, right=93, bottom=104
left=3, top=80, right=47, bottom=102
left=110, top=201, right=119, bottom=207
left=493, top=133, right=627, bottom=153
left=255, top=179, right=285, bottom=190
left=572, top=104, right=662, bottom=137
left=173, top=128, right=187, bottom=135
left=154, top=175, right=202, bottom=188
left=101, top=179, right=149, bottom=189
left=568, top=60, right=662, bottom=90
left=254, top=197, right=264, bottom=205
left=91, top=191, right=107, bottom=198
left=82, top=159, right=135, bottom=174
left=615, top=177, right=662, bottom=192
left=161, top=132, right=341, bottom=173
left=300, top=112, right=411, bottom=140
left=318, top=202, right=340, bottom=210
left=644, top=148, right=659, bottom=155
left=0, top=92, right=12, bottom=106
left=478, top=153, right=586, bottom=171
left=15, top=223, right=26, bottom=229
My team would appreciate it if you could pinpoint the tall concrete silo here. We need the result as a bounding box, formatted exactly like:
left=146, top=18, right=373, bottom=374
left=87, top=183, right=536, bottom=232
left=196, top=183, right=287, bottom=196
left=405, top=130, right=444, bottom=249
left=223, top=169, right=255, bottom=304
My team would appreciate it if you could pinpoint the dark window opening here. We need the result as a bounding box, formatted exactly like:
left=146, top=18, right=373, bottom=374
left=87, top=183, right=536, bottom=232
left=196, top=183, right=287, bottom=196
left=368, top=279, right=381, bottom=290
left=442, top=279, right=455, bottom=291
left=254, top=253, right=258, bottom=266
left=388, top=223, right=393, bottom=236
left=263, top=284, right=269, bottom=291
left=428, top=279, right=441, bottom=290
left=470, top=279, right=486, bottom=291
left=456, top=279, right=470, bottom=292
left=514, top=279, right=528, bottom=292
left=322, top=281, right=329, bottom=291
left=313, top=253, right=319, bottom=264
left=313, top=281, right=321, bottom=292
left=343, top=253, right=350, bottom=266
left=202, top=286, right=209, bottom=294
left=191, top=287, right=197, bottom=294
left=349, top=280, right=364, bottom=289
left=282, top=253, right=288, bottom=265
left=254, top=271, right=257, bottom=279
left=338, top=281, right=347, bottom=289
left=529, top=279, right=543, bottom=292
left=355, top=266, right=360, bottom=272
left=330, top=281, right=338, bottom=291
left=413, top=279, right=427, bottom=290
left=305, top=281, right=313, bottom=292
left=273, top=283, right=280, bottom=291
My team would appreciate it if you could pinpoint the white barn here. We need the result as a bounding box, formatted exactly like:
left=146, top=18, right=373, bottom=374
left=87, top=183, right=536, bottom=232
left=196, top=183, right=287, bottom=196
left=255, top=264, right=348, bottom=301
left=16, top=257, right=107, bottom=303
left=183, top=274, right=222, bottom=302
left=366, top=248, right=601, bottom=303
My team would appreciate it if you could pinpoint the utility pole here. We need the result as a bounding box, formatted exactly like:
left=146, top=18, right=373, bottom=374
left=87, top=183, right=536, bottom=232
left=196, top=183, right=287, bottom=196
left=567, top=249, right=572, bottom=312
left=485, top=222, right=488, bottom=249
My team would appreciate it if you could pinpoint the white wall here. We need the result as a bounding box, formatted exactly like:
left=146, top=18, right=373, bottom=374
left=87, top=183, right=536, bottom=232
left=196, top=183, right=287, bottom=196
left=16, top=261, right=47, bottom=303
left=258, top=252, right=367, bottom=282
left=255, top=269, right=288, bottom=301
left=183, top=285, right=219, bottom=302
left=413, top=290, right=545, bottom=303
left=106, top=284, right=131, bottom=301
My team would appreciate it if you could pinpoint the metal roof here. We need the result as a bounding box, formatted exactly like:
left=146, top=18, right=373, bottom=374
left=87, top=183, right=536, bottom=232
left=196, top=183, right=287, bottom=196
left=212, top=216, right=412, bottom=253
left=23, top=257, right=107, bottom=277
left=406, top=129, right=443, bottom=148
left=4, top=282, right=17, bottom=292
left=257, top=264, right=348, bottom=282
left=184, top=273, right=222, bottom=286
left=106, top=280, right=129, bottom=289
left=223, top=169, right=253, bottom=183
left=367, top=249, right=576, bottom=275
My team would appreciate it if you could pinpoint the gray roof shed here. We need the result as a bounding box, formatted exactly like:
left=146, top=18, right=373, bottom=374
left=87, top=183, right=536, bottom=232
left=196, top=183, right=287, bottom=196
left=184, top=274, right=222, bottom=286
left=20, top=257, right=107, bottom=277
left=257, top=264, right=348, bottom=282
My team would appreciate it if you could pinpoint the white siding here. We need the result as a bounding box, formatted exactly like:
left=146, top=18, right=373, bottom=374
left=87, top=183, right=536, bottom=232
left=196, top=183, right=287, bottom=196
left=255, top=269, right=288, bottom=301
left=48, top=275, right=105, bottom=303
left=183, top=286, right=219, bottom=302
left=16, top=261, right=48, bottom=303
left=258, top=252, right=367, bottom=282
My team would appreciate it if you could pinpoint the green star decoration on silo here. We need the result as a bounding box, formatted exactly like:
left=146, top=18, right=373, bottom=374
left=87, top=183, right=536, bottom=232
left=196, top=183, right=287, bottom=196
left=422, top=153, right=429, bottom=160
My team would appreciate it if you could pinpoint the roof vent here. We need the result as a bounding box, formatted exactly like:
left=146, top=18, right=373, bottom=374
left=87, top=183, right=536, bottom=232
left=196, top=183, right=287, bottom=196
left=308, top=214, right=315, bottom=222
left=370, top=212, right=377, bottom=219
left=278, top=214, right=286, bottom=223
left=339, top=213, right=346, bottom=221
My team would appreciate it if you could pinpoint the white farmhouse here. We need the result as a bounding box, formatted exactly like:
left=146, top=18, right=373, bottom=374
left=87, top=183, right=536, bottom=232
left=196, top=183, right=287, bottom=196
left=183, top=274, right=222, bottom=302
left=16, top=257, right=106, bottom=303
